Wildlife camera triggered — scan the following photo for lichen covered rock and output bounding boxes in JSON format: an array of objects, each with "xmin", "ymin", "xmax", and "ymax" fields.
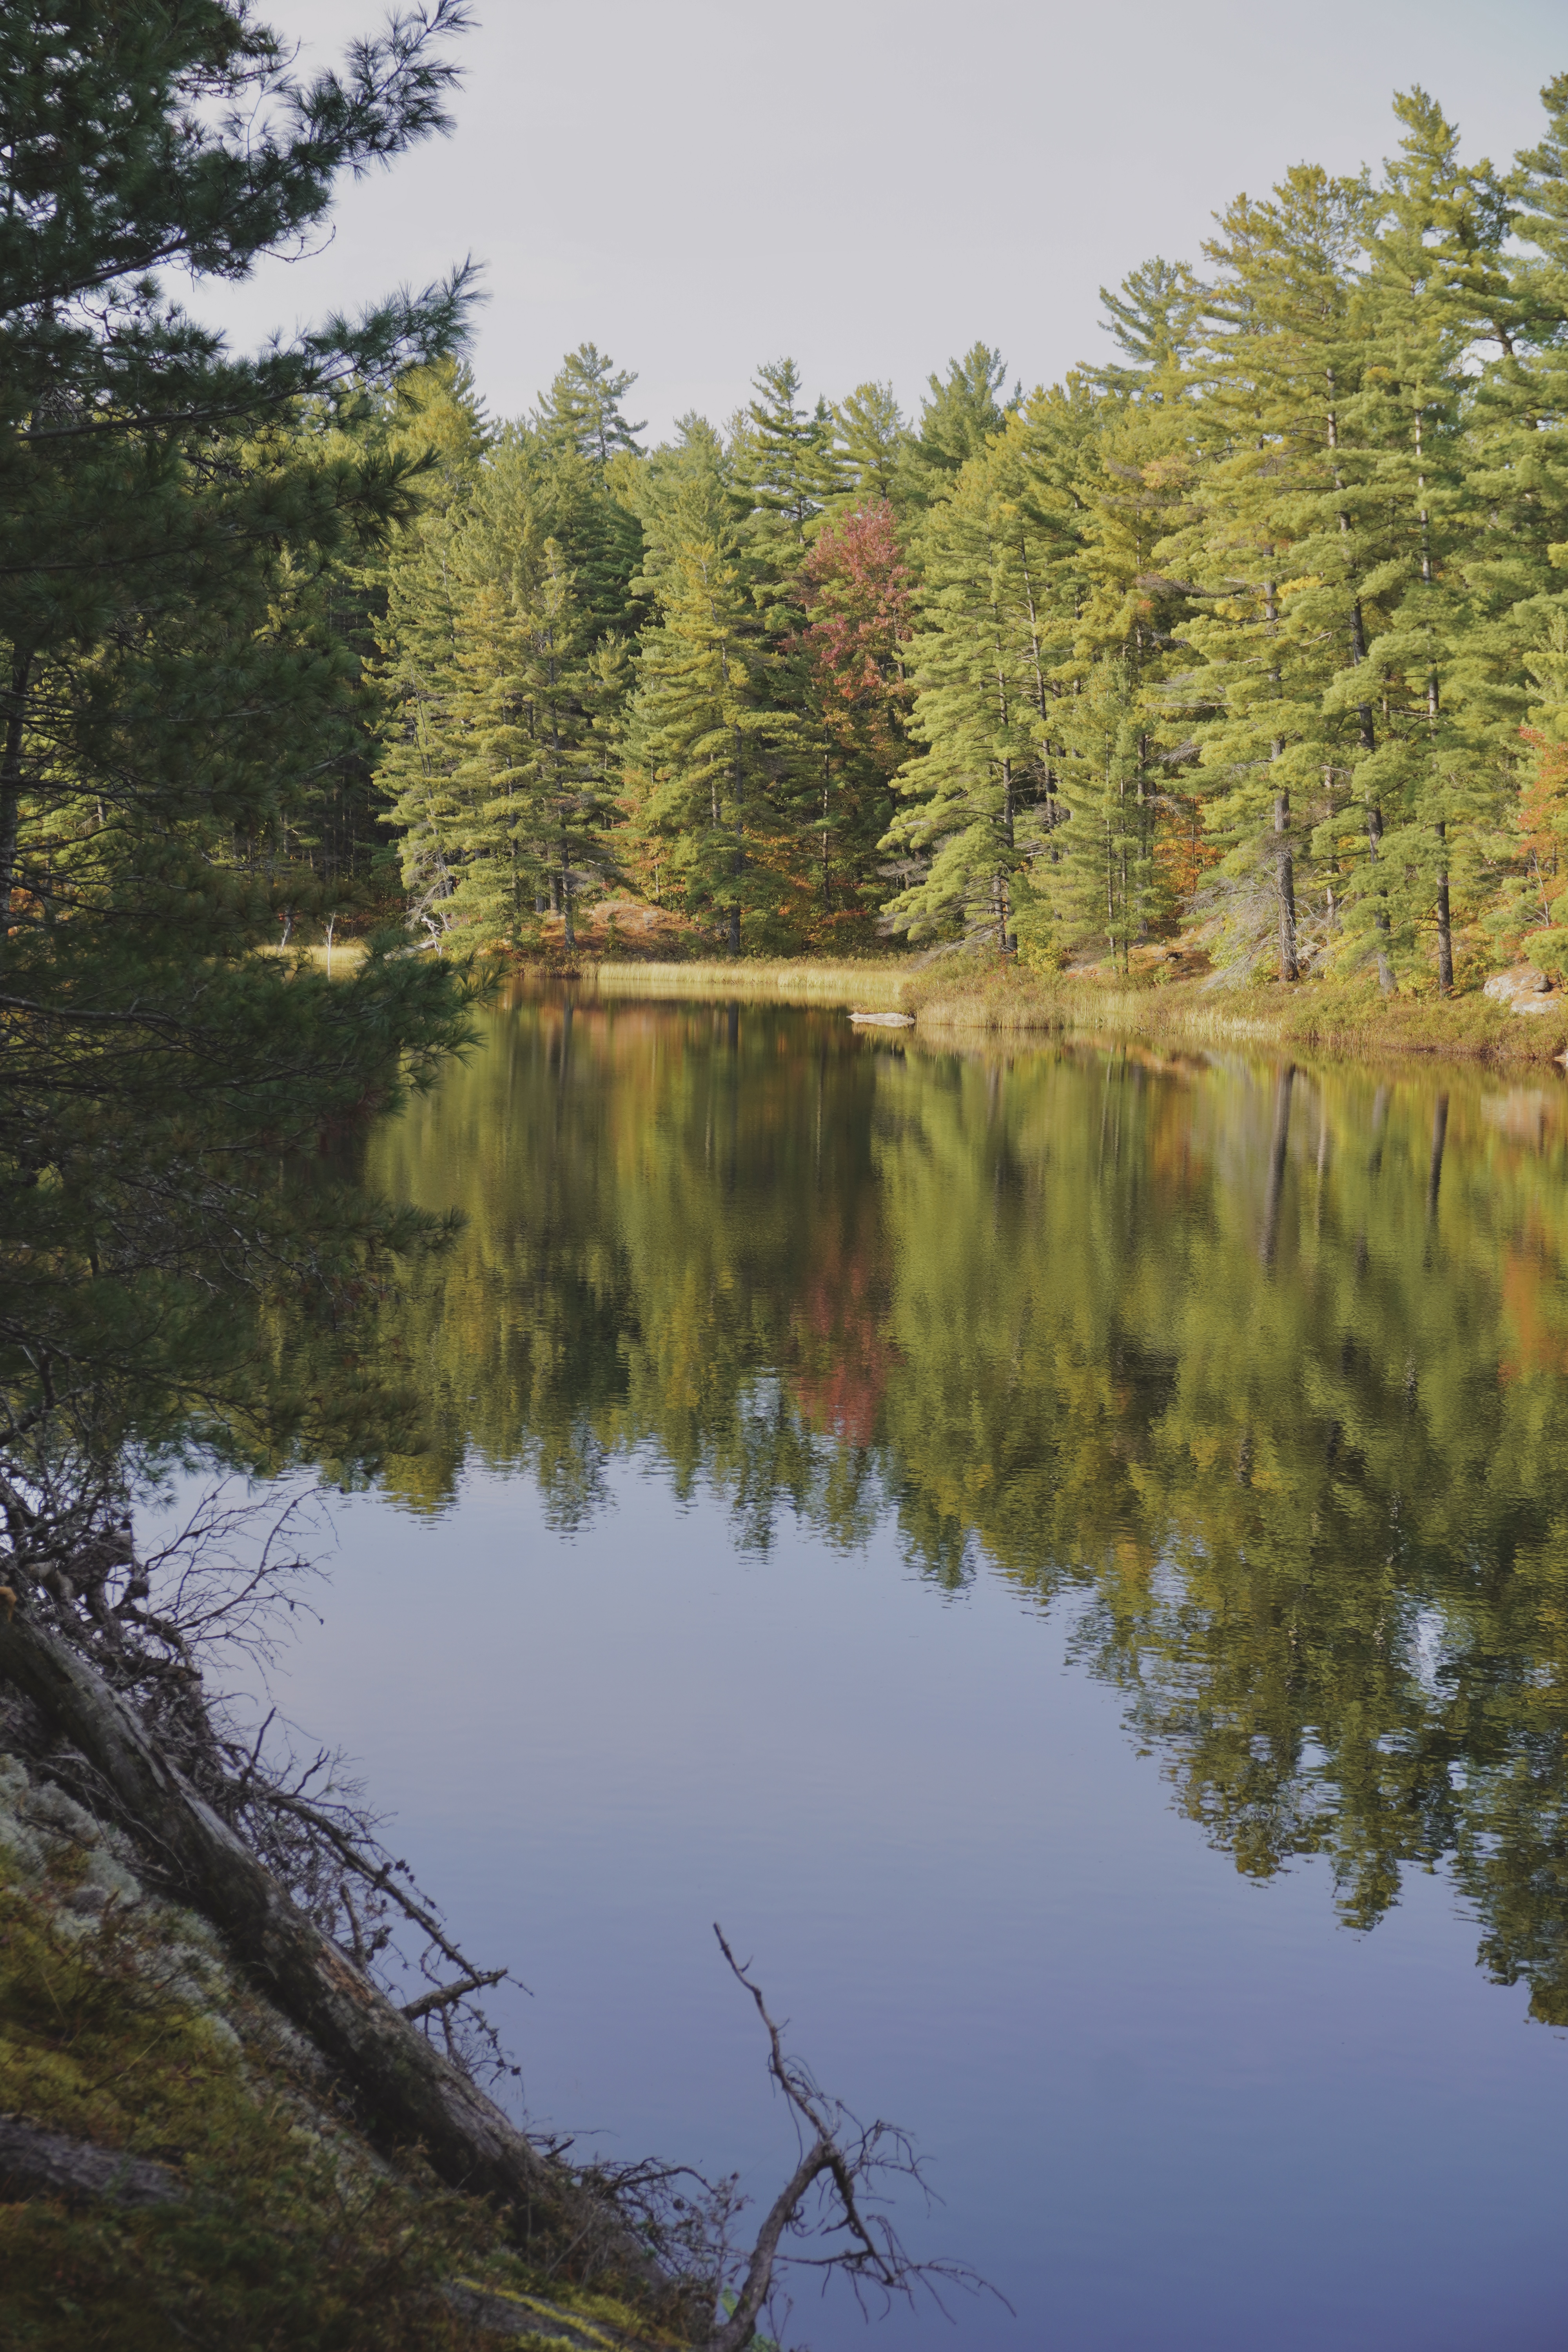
[{"xmin": 1482, "ymin": 965, "xmax": 1559, "ymax": 1014}]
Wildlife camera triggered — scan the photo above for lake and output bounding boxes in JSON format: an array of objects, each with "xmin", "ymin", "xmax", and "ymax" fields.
[{"xmin": 272, "ymin": 987, "xmax": 1568, "ymax": 2351}]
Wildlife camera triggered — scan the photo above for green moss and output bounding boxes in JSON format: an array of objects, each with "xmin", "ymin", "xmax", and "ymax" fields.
[{"xmin": 0, "ymin": 1847, "xmax": 678, "ymax": 2349}]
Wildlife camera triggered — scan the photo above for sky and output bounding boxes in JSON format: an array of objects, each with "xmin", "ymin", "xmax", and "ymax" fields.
[{"xmin": 205, "ymin": 0, "xmax": 1568, "ymax": 443}]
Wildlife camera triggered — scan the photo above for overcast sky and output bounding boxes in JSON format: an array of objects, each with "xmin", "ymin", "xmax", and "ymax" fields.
[{"xmin": 206, "ymin": 0, "xmax": 1568, "ymax": 442}]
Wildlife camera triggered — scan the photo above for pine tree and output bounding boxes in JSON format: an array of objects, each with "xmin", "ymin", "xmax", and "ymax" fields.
[
  {"xmin": 1018, "ymin": 282, "xmax": 1200, "ymax": 971},
  {"xmin": 1170, "ymin": 164, "xmax": 1394, "ymax": 981},
  {"xmin": 905, "ymin": 344, "xmax": 1018, "ymax": 498},
  {"xmin": 831, "ymin": 382, "xmax": 913, "ymax": 514},
  {"xmin": 370, "ymin": 367, "xmax": 488, "ymax": 938},
  {"xmin": 882, "ymin": 417, "xmax": 1078, "ymax": 950},
  {"xmin": 375, "ymin": 404, "xmax": 631, "ymax": 946},
  {"xmin": 1341, "ymin": 90, "xmax": 1501, "ymax": 993},
  {"xmin": 540, "ymin": 343, "xmax": 647, "ymax": 465},
  {"xmin": 1040, "ymin": 664, "xmax": 1132, "ymax": 968},
  {"xmin": 1, "ymin": 0, "xmax": 479, "ymax": 1449},
  {"xmin": 1088, "ymin": 258, "xmax": 1206, "ymax": 402},
  {"xmin": 736, "ymin": 358, "xmax": 844, "ymax": 547},
  {"xmin": 627, "ymin": 525, "xmax": 770, "ymax": 949}
]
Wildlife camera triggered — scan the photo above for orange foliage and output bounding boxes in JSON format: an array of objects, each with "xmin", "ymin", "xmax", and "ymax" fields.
[
  {"xmin": 1153, "ymin": 795, "xmax": 1222, "ymax": 909},
  {"xmin": 1497, "ymin": 1236, "xmax": 1568, "ymax": 1384},
  {"xmin": 1510, "ymin": 727, "xmax": 1568, "ymax": 958},
  {"xmin": 790, "ymin": 1219, "xmax": 897, "ymax": 1448}
]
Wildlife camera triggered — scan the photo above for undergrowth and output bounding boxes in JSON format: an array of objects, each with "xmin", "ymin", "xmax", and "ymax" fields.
[
  {"xmin": 495, "ymin": 946, "xmax": 1568, "ymax": 1061},
  {"xmin": 902, "ymin": 962, "xmax": 1568, "ymax": 1064}
]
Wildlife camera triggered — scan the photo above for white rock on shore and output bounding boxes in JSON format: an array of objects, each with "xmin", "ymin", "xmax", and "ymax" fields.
[{"xmin": 1481, "ymin": 966, "xmax": 1561, "ymax": 1015}]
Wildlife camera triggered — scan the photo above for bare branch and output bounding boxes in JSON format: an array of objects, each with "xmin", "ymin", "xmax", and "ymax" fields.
[
  {"xmin": 401, "ymin": 1967, "xmax": 509, "ymax": 2024},
  {"xmin": 699, "ymin": 1925, "xmax": 1005, "ymax": 2352}
]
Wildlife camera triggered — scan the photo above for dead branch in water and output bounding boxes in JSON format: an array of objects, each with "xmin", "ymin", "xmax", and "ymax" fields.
[{"xmin": 700, "ymin": 1925, "xmax": 1003, "ymax": 2352}]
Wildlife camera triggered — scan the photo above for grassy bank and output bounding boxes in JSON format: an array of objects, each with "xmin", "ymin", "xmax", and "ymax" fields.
[
  {"xmin": 901, "ymin": 963, "xmax": 1568, "ymax": 1064},
  {"xmin": 290, "ymin": 931, "xmax": 1568, "ymax": 1067},
  {"xmin": 557, "ymin": 956, "xmax": 913, "ymax": 1011},
  {"xmin": 527, "ymin": 953, "xmax": 1568, "ymax": 1064}
]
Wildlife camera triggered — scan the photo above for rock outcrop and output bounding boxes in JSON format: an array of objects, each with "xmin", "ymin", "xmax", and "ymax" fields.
[{"xmin": 1482, "ymin": 965, "xmax": 1560, "ymax": 1015}]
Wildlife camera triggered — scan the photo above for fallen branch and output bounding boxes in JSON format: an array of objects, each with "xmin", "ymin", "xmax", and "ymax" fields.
[
  {"xmin": 699, "ymin": 1926, "xmax": 1001, "ymax": 2352},
  {"xmin": 0, "ymin": 1597, "xmax": 662, "ymax": 2297},
  {"xmin": 402, "ymin": 1967, "xmax": 510, "ymax": 2024}
]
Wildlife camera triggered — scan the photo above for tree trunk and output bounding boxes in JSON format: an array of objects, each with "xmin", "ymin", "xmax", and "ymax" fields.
[
  {"xmin": 0, "ymin": 1603, "xmax": 658, "ymax": 2289},
  {"xmin": 701, "ymin": 2138, "xmax": 833, "ymax": 2352},
  {"xmin": 0, "ymin": 646, "xmax": 33, "ymax": 942},
  {"xmin": 1435, "ymin": 820, "xmax": 1453, "ymax": 995},
  {"xmin": 1261, "ymin": 1065, "xmax": 1295, "ymax": 1269},
  {"xmin": 1366, "ymin": 805, "xmax": 1396, "ymax": 993},
  {"xmin": 1426, "ymin": 1092, "xmax": 1450, "ymax": 1226},
  {"xmin": 561, "ymin": 842, "xmax": 574, "ymax": 951},
  {"xmin": 1274, "ymin": 789, "xmax": 1298, "ymax": 982},
  {"xmin": 730, "ymin": 721, "xmax": 744, "ymax": 955}
]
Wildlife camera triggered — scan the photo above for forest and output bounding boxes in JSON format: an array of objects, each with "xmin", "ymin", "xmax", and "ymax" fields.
[
  {"xmin": 288, "ymin": 76, "xmax": 1568, "ymax": 996},
  {"xmin": 8, "ymin": 10, "xmax": 1568, "ymax": 2345}
]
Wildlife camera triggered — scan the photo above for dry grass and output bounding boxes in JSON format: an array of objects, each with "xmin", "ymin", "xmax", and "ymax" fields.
[
  {"xmin": 264, "ymin": 920, "xmax": 1568, "ymax": 1065},
  {"xmin": 562, "ymin": 956, "xmax": 914, "ymax": 1011},
  {"xmin": 560, "ymin": 952, "xmax": 1568, "ymax": 1064},
  {"xmin": 904, "ymin": 962, "xmax": 1568, "ymax": 1065},
  {"xmin": 257, "ymin": 937, "xmax": 370, "ymax": 975}
]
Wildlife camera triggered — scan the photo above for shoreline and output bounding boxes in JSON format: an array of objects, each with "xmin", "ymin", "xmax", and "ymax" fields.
[{"xmin": 516, "ymin": 955, "xmax": 1568, "ymax": 1069}]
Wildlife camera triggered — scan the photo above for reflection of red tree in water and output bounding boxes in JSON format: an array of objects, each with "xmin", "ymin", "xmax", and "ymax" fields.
[{"xmin": 790, "ymin": 1218, "xmax": 897, "ymax": 1449}]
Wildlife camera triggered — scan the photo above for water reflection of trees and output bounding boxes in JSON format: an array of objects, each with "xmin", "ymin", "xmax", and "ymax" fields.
[{"xmin": 361, "ymin": 997, "xmax": 1568, "ymax": 2022}]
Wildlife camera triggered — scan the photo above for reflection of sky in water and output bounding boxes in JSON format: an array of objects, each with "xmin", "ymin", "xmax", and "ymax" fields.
[
  {"xmin": 250, "ymin": 1459, "xmax": 1568, "ymax": 2352},
  {"xmin": 174, "ymin": 1009, "xmax": 1568, "ymax": 2350},
  {"xmin": 1406, "ymin": 1604, "xmax": 1451, "ymax": 1700}
]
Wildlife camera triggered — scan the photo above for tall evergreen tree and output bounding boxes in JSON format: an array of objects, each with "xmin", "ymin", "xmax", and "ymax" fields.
[
  {"xmin": 626, "ymin": 523, "xmax": 776, "ymax": 949},
  {"xmin": 375, "ymin": 399, "xmax": 631, "ymax": 944},
  {"xmin": 1089, "ymin": 258, "xmax": 1207, "ymax": 401},
  {"xmin": 1, "ymin": 0, "xmax": 479, "ymax": 1459},
  {"xmin": 541, "ymin": 342, "xmax": 647, "ymax": 464},
  {"xmin": 882, "ymin": 414, "xmax": 1080, "ymax": 950},
  {"xmin": 736, "ymin": 358, "xmax": 844, "ymax": 546},
  {"xmin": 1172, "ymin": 165, "xmax": 1392, "ymax": 980},
  {"xmin": 906, "ymin": 343, "xmax": 1018, "ymax": 495},
  {"xmin": 832, "ymin": 382, "xmax": 914, "ymax": 514}
]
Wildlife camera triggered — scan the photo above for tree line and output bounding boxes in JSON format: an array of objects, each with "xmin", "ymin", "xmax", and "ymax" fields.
[{"xmin": 348, "ymin": 78, "xmax": 1568, "ymax": 990}]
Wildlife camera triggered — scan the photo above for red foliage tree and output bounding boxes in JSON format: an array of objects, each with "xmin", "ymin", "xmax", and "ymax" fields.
[
  {"xmin": 799, "ymin": 502, "xmax": 915, "ymax": 769},
  {"xmin": 787, "ymin": 503, "xmax": 917, "ymax": 938}
]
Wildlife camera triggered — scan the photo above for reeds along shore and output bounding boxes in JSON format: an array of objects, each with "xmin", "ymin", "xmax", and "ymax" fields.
[
  {"xmin": 902, "ymin": 967, "xmax": 1568, "ymax": 1063},
  {"xmin": 510, "ymin": 955, "xmax": 1568, "ymax": 1066},
  {"xmin": 288, "ymin": 933, "xmax": 1568, "ymax": 1065}
]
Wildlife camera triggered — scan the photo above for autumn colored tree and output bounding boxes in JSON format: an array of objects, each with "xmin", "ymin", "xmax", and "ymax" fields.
[{"xmin": 796, "ymin": 502, "xmax": 915, "ymax": 927}]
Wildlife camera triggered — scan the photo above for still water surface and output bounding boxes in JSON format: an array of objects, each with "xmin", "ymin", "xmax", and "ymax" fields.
[{"xmin": 278, "ymin": 992, "xmax": 1568, "ymax": 2350}]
